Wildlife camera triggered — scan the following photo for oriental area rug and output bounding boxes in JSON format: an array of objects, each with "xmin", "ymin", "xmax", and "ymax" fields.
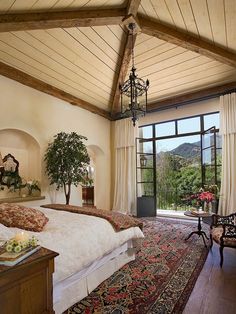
[{"xmin": 66, "ymin": 217, "xmax": 209, "ymax": 314}]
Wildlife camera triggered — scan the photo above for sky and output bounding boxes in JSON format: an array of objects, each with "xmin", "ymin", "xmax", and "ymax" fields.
[{"xmin": 140, "ymin": 113, "xmax": 219, "ymax": 153}]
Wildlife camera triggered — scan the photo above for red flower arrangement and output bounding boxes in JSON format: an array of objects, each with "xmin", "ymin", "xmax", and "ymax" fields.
[
  {"xmin": 198, "ymin": 191, "xmax": 215, "ymax": 203},
  {"xmin": 189, "ymin": 189, "xmax": 215, "ymax": 205},
  {"xmin": 188, "ymin": 185, "xmax": 218, "ymax": 212}
]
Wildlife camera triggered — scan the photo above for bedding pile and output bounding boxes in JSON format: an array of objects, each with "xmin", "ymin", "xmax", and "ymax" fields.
[
  {"xmin": 41, "ymin": 203, "xmax": 143, "ymax": 231},
  {"xmin": 0, "ymin": 205, "xmax": 144, "ymax": 284}
]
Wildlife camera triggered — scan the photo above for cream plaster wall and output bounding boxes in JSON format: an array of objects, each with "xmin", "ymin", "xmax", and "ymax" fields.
[
  {"xmin": 0, "ymin": 76, "xmax": 111, "ymax": 209},
  {"xmin": 139, "ymin": 98, "xmax": 219, "ymax": 126}
]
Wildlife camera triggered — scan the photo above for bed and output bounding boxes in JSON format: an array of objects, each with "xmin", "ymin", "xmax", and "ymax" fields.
[{"xmin": 0, "ymin": 205, "xmax": 144, "ymax": 313}]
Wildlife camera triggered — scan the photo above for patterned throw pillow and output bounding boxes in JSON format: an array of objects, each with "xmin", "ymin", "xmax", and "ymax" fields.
[{"xmin": 0, "ymin": 203, "xmax": 48, "ymax": 232}]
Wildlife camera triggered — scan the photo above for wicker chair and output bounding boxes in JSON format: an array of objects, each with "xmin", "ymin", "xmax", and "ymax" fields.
[{"xmin": 210, "ymin": 213, "xmax": 236, "ymax": 267}]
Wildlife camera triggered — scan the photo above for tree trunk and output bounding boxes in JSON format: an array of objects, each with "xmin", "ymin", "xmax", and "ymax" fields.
[
  {"xmin": 65, "ymin": 193, "xmax": 70, "ymax": 205},
  {"xmin": 65, "ymin": 184, "xmax": 71, "ymax": 205}
]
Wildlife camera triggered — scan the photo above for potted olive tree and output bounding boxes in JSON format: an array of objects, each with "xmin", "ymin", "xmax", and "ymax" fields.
[{"xmin": 44, "ymin": 132, "xmax": 90, "ymax": 205}]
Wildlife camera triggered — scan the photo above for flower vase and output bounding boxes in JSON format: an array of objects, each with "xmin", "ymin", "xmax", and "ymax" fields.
[
  {"xmin": 208, "ymin": 201, "xmax": 212, "ymax": 213},
  {"xmin": 203, "ymin": 201, "xmax": 212, "ymax": 213},
  {"xmin": 212, "ymin": 199, "xmax": 219, "ymax": 214}
]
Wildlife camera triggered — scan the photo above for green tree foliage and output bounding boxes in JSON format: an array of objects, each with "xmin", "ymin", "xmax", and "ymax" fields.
[
  {"xmin": 162, "ymin": 155, "xmax": 202, "ymax": 209},
  {"xmin": 144, "ymin": 152, "xmax": 202, "ymax": 210},
  {"xmin": 175, "ymin": 165, "xmax": 202, "ymax": 195},
  {"xmin": 156, "ymin": 153, "xmax": 185, "ymax": 209},
  {"xmin": 44, "ymin": 132, "xmax": 90, "ymax": 204}
]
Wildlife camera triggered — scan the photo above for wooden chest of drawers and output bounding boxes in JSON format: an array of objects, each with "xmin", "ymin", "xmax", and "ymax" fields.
[
  {"xmin": 0, "ymin": 247, "xmax": 58, "ymax": 314},
  {"xmin": 82, "ymin": 186, "xmax": 94, "ymax": 205}
]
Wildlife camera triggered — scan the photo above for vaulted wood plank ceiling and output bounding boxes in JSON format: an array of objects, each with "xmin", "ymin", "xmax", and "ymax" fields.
[
  {"xmin": 0, "ymin": 26, "xmax": 125, "ymax": 110},
  {"xmin": 139, "ymin": 0, "xmax": 236, "ymax": 52},
  {"xmin": 0, "ymin": 0, "xmax": 236, "ymax": 120}
]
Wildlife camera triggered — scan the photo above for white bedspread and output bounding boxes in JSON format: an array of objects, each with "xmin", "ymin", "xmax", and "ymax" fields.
[{"xmin": 0, "ymin": 206, "xmax": 144, "ymax": 283}]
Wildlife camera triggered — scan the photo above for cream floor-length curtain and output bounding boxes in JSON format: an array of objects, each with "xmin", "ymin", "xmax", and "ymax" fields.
[
  {"xmin": 113, "ymin": 119, "xmax": 138, "ymax": 215},
  {"xmin": 219, "ymin": 92, "xmax": 236, "ymax": 215}
]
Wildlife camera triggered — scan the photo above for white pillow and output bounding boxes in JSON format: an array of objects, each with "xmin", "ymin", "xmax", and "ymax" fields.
[{"xmin": 0, "ymin": 223, "xmax": 14, "ymax": 243}]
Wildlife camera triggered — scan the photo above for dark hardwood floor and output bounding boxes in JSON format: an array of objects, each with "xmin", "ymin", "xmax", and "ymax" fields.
[{"xmin": 183, "ymin": 244, "xmax": 236, "ymax": 314}]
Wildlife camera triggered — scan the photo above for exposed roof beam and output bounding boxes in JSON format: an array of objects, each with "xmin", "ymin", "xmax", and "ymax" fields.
[
  {"xmin": 111, "ymin": 1, "xmax": 140, "ymax": 114},
  {"xmin": 122, "ymin": 14, "xmax": 141, "ymax": 33},
  {"xmin": 139, "ymin": 15, "xmax": 236, "ymax": 68},
  {"xmin": 0, "ymin": 8, "xmax": 126, "ymax": 32},
  {"xmin": 147, "ymin": 81, "xmax": 236, "ymax": 112},
  {"xmin": 111, "ymin": 32, "xmax": 137, "ymax": 114},
  {"xmin": 123, "ymin": 0, "xmax": 141, "ymax": 31},
  {"xmin": 127, "ymin": 0, "xmax": 141, "ymax": 16},
  {"xmin": 0, "ymin": 62, "xmax": 111, "ymax": 120}
]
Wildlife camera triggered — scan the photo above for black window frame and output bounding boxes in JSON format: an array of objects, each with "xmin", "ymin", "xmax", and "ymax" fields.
[{"xmin": 138, "ymin": 111, "xmax": 221, "ymax": 194}]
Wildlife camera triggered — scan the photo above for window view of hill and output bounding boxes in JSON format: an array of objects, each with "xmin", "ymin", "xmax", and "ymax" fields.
[
  {"xmin": 155, "ymin": 139, "xmax": 202, "ymax": 210},
  {"xmin": 143, "ymin": 137, "xmax": 220, "ymax": 210},
  {"xmin": 170, "ymin": 141, "xmax": 201, "ymax": 159},
  {"xmin": 139, "ymin": 113, "xmax": 221, "ymax": 211}
]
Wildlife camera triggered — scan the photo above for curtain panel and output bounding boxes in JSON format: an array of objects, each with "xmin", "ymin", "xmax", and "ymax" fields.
[
  {"xmin": 113, "ymin": 119, "xmax": 138, "ymax": 215},
  {"xmin": 219, "ymin": 93, "xmax": 236, "ymax": 215}
]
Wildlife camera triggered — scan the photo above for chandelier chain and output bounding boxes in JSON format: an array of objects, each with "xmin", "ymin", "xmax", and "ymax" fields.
[
  {"xmin": 119, "ymin": 23, "xmax": 149, "ymax": 126},
  {"xmin": 131, "ymin": 24, "xmax": 135, "ymax": 69}
]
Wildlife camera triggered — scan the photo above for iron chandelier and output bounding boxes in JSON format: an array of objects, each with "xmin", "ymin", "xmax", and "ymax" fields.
[{"xmin": 119, "ymin": 23, "xmax": 149, "ymax": 126}]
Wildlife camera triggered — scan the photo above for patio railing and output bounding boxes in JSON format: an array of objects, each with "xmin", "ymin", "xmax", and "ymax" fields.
[{"xmin": 156, "ymin": 188, "xmax": 194, "ymax": 211}]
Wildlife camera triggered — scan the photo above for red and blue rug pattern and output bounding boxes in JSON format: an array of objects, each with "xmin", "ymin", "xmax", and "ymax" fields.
[{"xmin": 66, "ymin": 217, "xmax": 209, "ymax": 313}]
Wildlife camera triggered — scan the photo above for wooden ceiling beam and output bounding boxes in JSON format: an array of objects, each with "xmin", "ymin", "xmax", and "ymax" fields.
[
  {"xmin": 123, "ymin": 0, "xmax": 141, "ymax": 31},
  {"xmin": 111, "ymin": 0, "xmax": 141, "ymax": 115},
  {"xmin": 139, "ymin": 16, "xmax": 236, "ymax": 68},
  {"xmin": 0, "ymin": 62, "xmax": 111, "ymax": 120},
  {"xmin": 109, "ymin": 2, "xmax": 139, "ymax": 116},
  {"xmin": 147, "ymin": 81, "xmax": 236, "ymax": 112},
  {"xmin": 127, "ymin": 0, "xmax": 141, "ymax": 16},
  {"xmin": 0, "ymin": 8, "xmax": 126, "ymax": 32},
  {"xmin": 111, "ymin": 32, "xmax": 137, "ymax": 114}
]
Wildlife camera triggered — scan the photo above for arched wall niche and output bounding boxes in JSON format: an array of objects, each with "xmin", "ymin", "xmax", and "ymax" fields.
[
  {"xmin": 86, "ymin": 144, "xmax": 105, "ymax": 208},
  {"xmin": 87, "ymin": 144, "xmax": 104, "ymax": 169},
  {"xmin": 0, "ymin": 128, "xmax": 41, "ymax": 183}
]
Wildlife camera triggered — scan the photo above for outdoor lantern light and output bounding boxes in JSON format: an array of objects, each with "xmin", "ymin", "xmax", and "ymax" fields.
[
  {"xmin": 140, "ymin": 154, "xmax": 147, "ymax": 167},
  {"xmin": 119, "ymin": 23, "xmax": 149, "ymax": 126}
]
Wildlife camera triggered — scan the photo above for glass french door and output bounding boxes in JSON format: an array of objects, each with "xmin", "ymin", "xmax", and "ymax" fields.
[
  {"xmin": 201, "ymin": 127, "xmax": 217, "ymax": 187},
  {"xmin": 136, "ymin": 137, "xmax": 156, "ymax": 216}
]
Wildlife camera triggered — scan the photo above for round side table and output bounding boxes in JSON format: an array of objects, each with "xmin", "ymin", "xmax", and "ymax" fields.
[{"xmin": 184, "ymin": 210, "xmax": 212, "ymax": 247}]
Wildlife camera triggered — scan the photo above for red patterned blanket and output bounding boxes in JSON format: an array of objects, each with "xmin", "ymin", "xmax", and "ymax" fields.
[{"xmin": 41, "ymin": 204, "xmax": 143, "ymax": 232}]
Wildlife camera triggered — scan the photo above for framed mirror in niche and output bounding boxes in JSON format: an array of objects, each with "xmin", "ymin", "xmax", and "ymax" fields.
[
  {"xmin": 0, "ymin": 129, "xmax": 42, "ymax": 202},
  {"xmin": 0, "ymin": 154, "xmax": 22, "ymax": 189},
  {"xmin": 0, "ymin": 153, "xmax": 42, "ymax": 201}
]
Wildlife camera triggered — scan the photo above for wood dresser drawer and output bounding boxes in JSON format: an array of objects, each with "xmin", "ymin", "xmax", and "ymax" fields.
[{"xmin": 0, "ymin": 247, "xmax": 58, "ymax": 314}]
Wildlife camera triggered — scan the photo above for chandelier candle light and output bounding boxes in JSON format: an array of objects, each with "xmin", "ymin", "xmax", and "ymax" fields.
[{"xmin": 119, "ymin": 23, "xmax": 149, "ymax": 126}]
